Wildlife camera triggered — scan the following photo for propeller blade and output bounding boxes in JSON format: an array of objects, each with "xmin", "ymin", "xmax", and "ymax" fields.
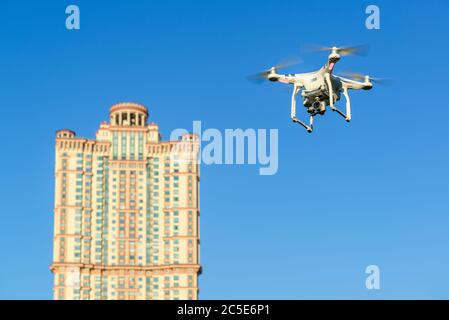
[
  {"xmin": 246, "ymin": 71, "xmax": 270, "ymax": 84},
  {"xmin": 370, "ymin": 77, "xmax": 392, "ymax": 86},
  {"xmin": 303, "ymin": 44, "xmax": 369, "ymax": 56},
  {"xmin": 302, "ymin": 43, "xmax": 332, "ymax": 53},
  {"xmin": 273, "ymin": 56, "xmax": 303, "ymax": 69},
  {"xmin": 247, "ymin": 56, "xmax": 302, "ymax": 84},
  {"xmin": 340, "ymin": 71, "xmax": 366, "ymax": 81},
  {"xmin": 340, "ymin": 71, "xmax": 392, "ymax": 86},
  {"xmin": 338, "ymin": 45, "xmax": 369, "ymax": 56}
]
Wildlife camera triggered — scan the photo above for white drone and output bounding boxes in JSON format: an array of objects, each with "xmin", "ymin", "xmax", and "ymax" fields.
[{"xmin": 250, "ymin": 45, "xmax": 383, "ymax": 133}]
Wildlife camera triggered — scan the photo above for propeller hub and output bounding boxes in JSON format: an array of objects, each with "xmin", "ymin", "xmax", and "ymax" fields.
[{"xmin": 328, "ymin": 53, "xmax": 341, "ymax": 62}]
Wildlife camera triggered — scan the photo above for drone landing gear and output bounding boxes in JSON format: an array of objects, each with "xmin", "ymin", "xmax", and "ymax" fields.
[
  {"xmin": 330, "ymin": 106, "xmax": 349, "ymax": 122},
  {"xmin": 330, "ymin": 87, "xmax": 351, "ymax": 123},
  {"xmin": 292, "ymin": 116, "xmax": 313, "ymax": 133},
  {"xmin": 291, "ymin": 85, "xmax": 313, "ymax": 133}
]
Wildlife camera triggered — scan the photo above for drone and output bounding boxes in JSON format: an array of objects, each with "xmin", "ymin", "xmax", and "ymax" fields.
[{"xmin": 249, "ymin": 45, "xmax": 383, "ymax": 133}]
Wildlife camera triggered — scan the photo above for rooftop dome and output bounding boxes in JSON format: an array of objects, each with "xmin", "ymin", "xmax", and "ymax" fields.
[{"xmin": 109, "ymin": 102, "xmax": 148, "ymax": 127}]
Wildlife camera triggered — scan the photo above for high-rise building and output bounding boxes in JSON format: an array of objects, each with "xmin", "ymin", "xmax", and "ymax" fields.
[{"xmin": 51, "ymin": 102, "xmax": 201, "ymax": 300}]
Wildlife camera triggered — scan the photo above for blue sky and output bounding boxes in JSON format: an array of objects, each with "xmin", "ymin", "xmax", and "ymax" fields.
[{"xmin": 0, "ymin": 0, "xmax": 448, "ymax": 299}]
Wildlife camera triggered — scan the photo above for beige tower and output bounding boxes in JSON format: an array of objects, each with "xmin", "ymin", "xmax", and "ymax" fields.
[{"xmin": 51, "ymin": 102, "xmax": 201, "ymax": 300}]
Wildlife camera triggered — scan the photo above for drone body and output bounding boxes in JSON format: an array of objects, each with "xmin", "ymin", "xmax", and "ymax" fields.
[{"xmin": 253, "ymin": 46, "xmax": 376, "ymax": 132}]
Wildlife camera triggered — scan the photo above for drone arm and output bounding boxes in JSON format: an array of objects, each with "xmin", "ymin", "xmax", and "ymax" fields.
[
  {"xmin": 278, "ymin": 75, "xmax": 291, "ymax": 84},
  {"xmin": 276, "ymin": 73, "xmax": 306, "ymax": 85},
  {"xmin": 337, "ymin": 76, "xmax": 372, "ymax": 90}
]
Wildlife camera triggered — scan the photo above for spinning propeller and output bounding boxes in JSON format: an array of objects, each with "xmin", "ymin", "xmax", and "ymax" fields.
[
  {"xmin": 247, "ymin": 56, "xmax": 302, "ymax": 84},
  {"xmin": 305, "ymin": 44, "xmax": 369, "ymax": 57},
  {"xmin": 340, "ymin": 71, "xmax": 391, "ymax": 85}
]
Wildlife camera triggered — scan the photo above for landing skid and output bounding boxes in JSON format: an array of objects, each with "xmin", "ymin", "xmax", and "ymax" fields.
[{"xmin": 292, "ymin": 117, "xmax": 313, "ymax": 133}]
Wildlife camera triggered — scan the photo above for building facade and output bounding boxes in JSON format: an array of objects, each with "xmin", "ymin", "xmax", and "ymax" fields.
[{"xmin": 51, "ymin": 102, "xmax": 201, "ymax": 300}]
